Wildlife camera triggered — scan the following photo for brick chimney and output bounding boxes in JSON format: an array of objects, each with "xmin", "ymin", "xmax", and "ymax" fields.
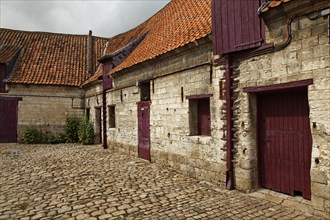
[{"xmin": 87, "ymin": 30, "xmax": 94, "ymax": 77}]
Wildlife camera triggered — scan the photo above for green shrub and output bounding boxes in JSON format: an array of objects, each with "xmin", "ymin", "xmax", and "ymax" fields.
[
  {"xmin": 78, "ymin": 117, "xmax": 95, "ymax": 145},
  {"xmin": 65, "ymin": 116, "xmax": 80, "ymax": 143},
  {"xmin": 57, "ymin": 133, "xmax": 67, "ymax": 144},
  {"xmin": 22, "ymin": 127, "xmax": 67, "ymax": 144},
  {"xmin": 22, "ymin": 126, "xmax": 44, "ymax": 144},
  {"xmin": 43, "ymin": 132, "xmax": 59, "ymax": 144}
]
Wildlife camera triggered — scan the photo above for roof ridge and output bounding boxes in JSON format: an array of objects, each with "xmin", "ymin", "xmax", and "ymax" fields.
[
  {"xmin": 107, "ymin": 1, "xmax": 171, "ymax": 40},
  {"xmin": 0, "ymin": 28, "xmax": 108, "ymax": 39},
  {"xmin": 82, "ymin": 0, "xmax": 212, "ymax": 86}
]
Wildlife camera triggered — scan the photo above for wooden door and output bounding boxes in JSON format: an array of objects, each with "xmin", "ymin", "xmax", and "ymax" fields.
[
  {"xmin": 0, "ymin": 99, "xmax": 19, "ymax": 143},
  {"xmin": 137, "ymin": 101, "xmax": 150, "ymax": 161},
  {"xmin": 258, "ymin": 89, "xmax": 312, "ymax": 200}
]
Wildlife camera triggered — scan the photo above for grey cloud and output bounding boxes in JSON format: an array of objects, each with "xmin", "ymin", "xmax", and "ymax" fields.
[{"xmin": 0, "ymin": 0, "xmax": 170, "ymax": 37}]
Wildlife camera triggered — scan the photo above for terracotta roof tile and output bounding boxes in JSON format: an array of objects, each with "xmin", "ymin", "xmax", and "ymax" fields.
[
  {"xmin": 83, "ymin": 0, "xmax": 212, "ymax": 85},
  {"xmin": 258, "ymin": 0, "xmax": 292, "ymax": 14},
  {"xmin": 0, "ymin": 28, "xmax": 108, "ymax": 86},
  {"xmin": 0, "ymin": 45, "xmax": 21, "ymax": 64}
]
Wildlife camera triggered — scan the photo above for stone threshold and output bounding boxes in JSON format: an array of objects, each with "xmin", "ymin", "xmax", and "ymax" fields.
[{"xmin": 248, "ymin": 189, "xmax": 329, "ymax": 219}]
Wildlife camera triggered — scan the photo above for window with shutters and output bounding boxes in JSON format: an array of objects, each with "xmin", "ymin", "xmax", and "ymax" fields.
[{"xmin": 189, "ymin": 98, "xmax": 211, "ymax": 136}]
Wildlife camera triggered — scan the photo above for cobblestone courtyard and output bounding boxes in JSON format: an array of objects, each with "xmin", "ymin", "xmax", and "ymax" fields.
[{"xmin": 0, "ymin": 144, "xmax": 322, "ymax": 219}]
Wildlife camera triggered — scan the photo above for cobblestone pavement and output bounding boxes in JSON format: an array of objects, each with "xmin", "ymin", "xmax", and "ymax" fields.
[{"xmin": 0, "ymin": 144, "xmax": 322, "ymax": 220}]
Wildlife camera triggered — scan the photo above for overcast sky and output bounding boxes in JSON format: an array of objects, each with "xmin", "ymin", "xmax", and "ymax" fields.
[{"xmin": 0, "ymin": 0, "xmax": 170, "ymax": 38}]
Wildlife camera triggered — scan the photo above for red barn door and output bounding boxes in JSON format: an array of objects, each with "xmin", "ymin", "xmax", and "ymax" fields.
[
  {"xmin": 0, "ymin": 98, "xmax": 19, "ymax": 143},
  {"xmin": 258, "ymin": 89, "xmax": 312, "ymax": 200}
]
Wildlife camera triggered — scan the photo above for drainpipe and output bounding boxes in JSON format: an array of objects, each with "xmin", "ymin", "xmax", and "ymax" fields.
[
  {"xmin": 102, "ymin": 89, "xmax": 107, "ymax": 149},
  {"xmin": 225, "ymin": 55, "xmax": 234, "ymax": 190},
  {"xmin": 100, "ymin": 61, "xmax": 113, "ymax": 149}
]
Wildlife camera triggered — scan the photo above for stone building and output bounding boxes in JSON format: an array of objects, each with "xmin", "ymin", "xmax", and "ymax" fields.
[
  {"xmin": 0, "ymin": 29, "xmax": 107, "ymax": 142},
  {"xmin": 213, "ymin": 0, "xmax": 330, "ymax": 216},
  {"xmin": 0, "ymin": 0, "xmax": 329, "ymax": 216},
  {"xmin": 82, "ymin": 0, "xmax": 228, "ymax": 185}
]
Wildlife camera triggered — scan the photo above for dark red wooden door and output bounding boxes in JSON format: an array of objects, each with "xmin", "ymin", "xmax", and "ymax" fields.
[
  {"xmin": 137, "ymin": 101, "xmax": 150, "ymax": 161},
  {"xmin": 0, "ymin": 99, "xmax": 19, "ymax": 143},
  {"xmin": 258, "ymin": 89, "xmax": 312, "ymax": 200},
  {"xmin": 198, "ymin": 99, "xmax": 211, "ymax": 136}
]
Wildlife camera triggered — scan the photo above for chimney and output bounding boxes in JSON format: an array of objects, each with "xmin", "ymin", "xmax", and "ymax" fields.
[{"xmin": 87, "ymin": 30, "xmax": 94, "ymax": 76}]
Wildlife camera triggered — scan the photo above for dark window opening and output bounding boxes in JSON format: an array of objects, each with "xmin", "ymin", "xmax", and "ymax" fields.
[
  {"xmin": 0, "ymin": 64, "xmax": 6, "ymax": 93},
  {"xmin": 108, "ymin": 105, "xmax": 116, "ymax": 128},
  {"xmin": 140, "ymin": 81, "xmax": 150, "ymax": 101},
  {"xmin": 189, "ymin": 98, "xmax": 211, "ymax": 136},
  {"xmin": 86, "ymin": 108, "xmax": 90, "ymax": 121}
]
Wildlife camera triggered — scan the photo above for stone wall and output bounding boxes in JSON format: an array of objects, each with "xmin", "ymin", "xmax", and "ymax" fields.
[
  {"xmin": 234, "ymin": 13, "xmax": 329, "ymax": 214},
  {"xmin": 102, "ymin": 38, "xmax": 228, "ymax": 184},
  {"xmin": 84, "ymin": 82, "xmax": 103, "ymax": 144},
  {"xmin": 4, "ymin": 84, "xmax": 84, "ymax": 141},
  {"xmin": 151, "ymin": 65, "xmax": 226, "ymax": 184}
]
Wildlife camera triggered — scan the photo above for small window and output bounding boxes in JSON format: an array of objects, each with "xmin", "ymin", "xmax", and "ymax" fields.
[
  {"xmin": 189, "ymin": 98, "xmax": 211, "ymax": 136},
  {"xmin": 108, "ymin": 105, "xmax": 116, "ymax": 128},
  {"xmin": 140, "ymin": 81, "xmax": 150, "ymax": 101},
  {"xmin": 86, "ymin": 108, "xmax": 90, "ymax": 121}
]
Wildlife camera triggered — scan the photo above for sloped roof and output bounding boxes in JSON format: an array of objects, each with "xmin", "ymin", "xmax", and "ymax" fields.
[
  {"xmin": 258, "ymin": 0, "xmax": 292, "ymax": 15},
  {"xmin": 0, "ymin": 28, "xmax": 108, "ymax": 86},
  {"xmin": 0, "ymin": 45, "xmax": 21, "ymax": 64},
  {"xmin": 84, "ymin": 0, "xmax": 212, "ymax": 85}
]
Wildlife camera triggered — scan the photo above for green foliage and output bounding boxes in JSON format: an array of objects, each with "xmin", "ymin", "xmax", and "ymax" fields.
[
  {"xmin": 65, "ymin": 116, "xmax": 80, "ymax": 143},
  {"xmin": 22, "ymin": 126, "xmax": 43, "ymax": 144},
  {"xmin": 22, "ymin": 116, "xmax": 95, "ymax": 145},
  {"xmin": 57, "ymin": 133, "xmax": 67, "ymax": 144},
  {"xmin": 78, "ymin": 117, "xmax": 95, "ymax": 145},
  {"xmin": 22, "ymin": 128, "xmax": 66, "ymax": 144}
]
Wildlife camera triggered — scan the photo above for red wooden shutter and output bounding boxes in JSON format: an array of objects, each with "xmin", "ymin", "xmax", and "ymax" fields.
[
  {"xmin": 102, "ymin": 61, "xmax": 113, "ymax": 90},
  {"xmin": 198, "ymin": 99, "xmax": 211, "ymax": 136},
  {"xmin": 212, "ymin": 0, "xmax": 263, "ymax": 54}
]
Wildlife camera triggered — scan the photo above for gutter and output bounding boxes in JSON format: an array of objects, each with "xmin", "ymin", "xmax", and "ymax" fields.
[{"xmin": 237, "ymin": 6, "xmax": 330, "ymax": 60}]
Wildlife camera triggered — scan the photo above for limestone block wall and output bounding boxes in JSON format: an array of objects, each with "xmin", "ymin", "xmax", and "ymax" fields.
[
  {"xmin": 106, "ymin": 86, "xmax": 140, "ymax": 156},
  {"xmin": 105, "ymin": 38, "xmax": 227, "ymax": 184},
  {"xmin": 151, "ymin": 65, "xmax": 226, "ymax": 184},
  {"xmin": 234, "ymin": 14, "xmax": 329, "ymax": 213},
  {"xmin": 85, "ymin": 82, "xmax": 103, "ymax": 144},
  {"xmin": 5, "ymin": 84, "xmax": 84, "ymax": 141}
]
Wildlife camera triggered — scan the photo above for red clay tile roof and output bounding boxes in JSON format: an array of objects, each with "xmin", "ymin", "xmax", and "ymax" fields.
[
  {"xmin": 0, "ymin": 28, "xmax": 108, "ymax": 86},
  {"xmin": 0, "ymin": 45, "xmax": 21, "ymax": 64},
  {"xmin": 258, "ymin": 0, "xmax": 292, "ymax": 14},
  {"xmin": 83, "ymin": 0, "xmax": 212, "ymax": 85}
]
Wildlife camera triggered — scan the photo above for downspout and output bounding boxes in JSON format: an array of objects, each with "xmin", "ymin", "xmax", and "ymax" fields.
[
  {"xmin": 102, "ymin": 88, "xmax": 107, "ymax": 149},
  {"xmin": 101, "ymin": 62, "xmax": 114, "ymax": 149},
  {"xmin": 225, "ymin": 55, "xmax": 234, "ymax": 190}
]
